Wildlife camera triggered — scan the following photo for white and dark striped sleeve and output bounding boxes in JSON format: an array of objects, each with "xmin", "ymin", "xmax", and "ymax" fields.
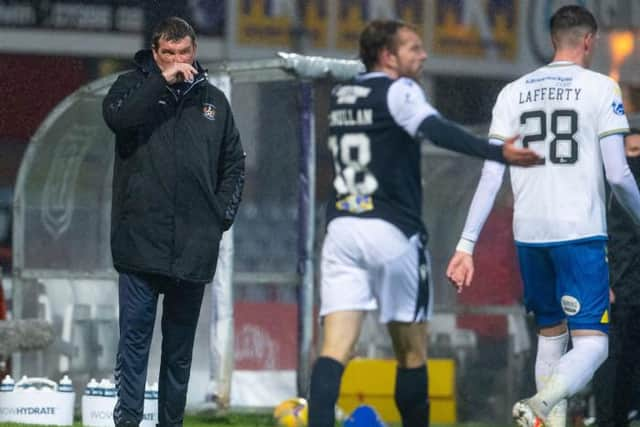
[
  {"xmin": 386, "ymin": 77, "xmax": 438, "ymax": 137},
  {"xmin": 387, "ymin": 78, "xmax": 506, "ymax": 162}
]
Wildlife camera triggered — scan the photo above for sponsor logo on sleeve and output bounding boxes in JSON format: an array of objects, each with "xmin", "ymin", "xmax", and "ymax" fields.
[{"xmin": 612, "ymin": 100, "xmax": 625, "ymax": 115}]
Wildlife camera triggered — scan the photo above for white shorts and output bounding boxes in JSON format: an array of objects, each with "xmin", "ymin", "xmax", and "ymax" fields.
[{"xmin": 319, "ymin": 217, "xmax": 433, "ymax": 323}]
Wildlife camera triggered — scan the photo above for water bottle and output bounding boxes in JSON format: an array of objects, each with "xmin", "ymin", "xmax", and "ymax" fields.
[
  {"xmin": 84, "ymin": 378, "xmax": 99, "ymax": 396},
  {"xmin": 101, "ymin": 378, "xmax": 116, "ymax": 398},
  {"xmin": 143, "ymin": 382, "xmax": 152, "ymax": 400},
  {"xmin": 147, "ymin": 382, "xmax": 158, "ymax": 400},
  {"xmin": 91, "ymin": 378, "xmax": 104, "ymax": 397},
  {"xmin": 0, "ymin": 375, "xmax": 14, "ymax": 392},
  {"xmin": 58, "ymin": 375, "xmax": 73, "ymax": 393},
  {"xmin": 16, "ymin": 375, "xmax": 30, "ymax": 390}
]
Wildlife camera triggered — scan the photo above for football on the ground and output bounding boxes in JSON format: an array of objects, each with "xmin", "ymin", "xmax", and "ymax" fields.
[{"xmin": 273, "ymin": 397, "xmax": 308, "ymax": 427}]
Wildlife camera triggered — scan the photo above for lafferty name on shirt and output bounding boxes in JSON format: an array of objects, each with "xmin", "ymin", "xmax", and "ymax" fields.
[
  {"xmin": 518, "ymin": 87, "xmax": 582, "ymax": 104},
  {"xmin": 330, "ymin": 108, "xmax": 373, "ymax": 127}
]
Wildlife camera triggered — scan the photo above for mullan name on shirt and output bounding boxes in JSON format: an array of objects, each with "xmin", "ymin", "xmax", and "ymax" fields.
[
  {"xmin": 330, "ymin": 109, "xmax": 373, "ymax": 127},
  {"xmin": 519, "ymin": 87, "xmax": 582, "ymax": 104}
]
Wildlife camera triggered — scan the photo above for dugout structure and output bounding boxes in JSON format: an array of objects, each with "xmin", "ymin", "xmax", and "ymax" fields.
[{"xmin": 12, "ymin": 54, "xmax": 529, "ymax": 421}]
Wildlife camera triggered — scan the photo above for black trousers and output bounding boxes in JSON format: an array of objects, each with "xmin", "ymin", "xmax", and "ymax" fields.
[
  {"xmin": 113, "ymin": 272, "xmax": 205, "ymax": 427},
  {"xmin": 593, "ymin": 304, "xmax": 640, "ymax": 427}
]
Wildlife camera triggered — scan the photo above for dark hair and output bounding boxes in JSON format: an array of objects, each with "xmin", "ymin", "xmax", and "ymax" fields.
[
  {"xmin": 550, "ymin": 5, "xmax": 597, "ymax": 47},
  {"xmin": 359, "ymin": 20, "xmax": 415, "ymax": 71},
  {"xmin": 151, "ymin": 16, "xmax": 196, "ymax": 50}
]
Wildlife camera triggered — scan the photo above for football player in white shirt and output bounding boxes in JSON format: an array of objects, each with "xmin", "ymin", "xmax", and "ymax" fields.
[
  {"xmin": 308, "ymin": 19, "xmax": 540, "ymax": 427},
  {"xmin": 446, "ymin": 5, "xmax": 640, "ymax": 427}
]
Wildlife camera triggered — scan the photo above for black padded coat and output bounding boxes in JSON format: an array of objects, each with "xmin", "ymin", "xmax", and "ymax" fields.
[{"xmin": 103, "ymin": 50, "xmax": 245, "ymax": 283}]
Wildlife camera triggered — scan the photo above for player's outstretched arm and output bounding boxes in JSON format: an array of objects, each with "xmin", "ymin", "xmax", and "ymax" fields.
[
  {"xmin": 416, "ymin": 116, "xmax": 540, "ymax": 166},
  {"xmin": 386, "ymin": 78, "xmax": 540, "ymax": 166}
]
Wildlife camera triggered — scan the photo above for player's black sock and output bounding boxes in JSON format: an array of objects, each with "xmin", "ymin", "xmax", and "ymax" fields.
[
  {"xmin": 308, "ymin": 356, "xmax": 344, "ymax": 427},
  {"xmin": 395, "ymin": 365, "xmax": 430, "ymax": 427}
]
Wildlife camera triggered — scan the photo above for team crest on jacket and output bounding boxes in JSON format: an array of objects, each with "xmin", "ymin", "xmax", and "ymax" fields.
[{"xmin": 202, "ymin": 103, "xmax": 216, "ymax": 120}]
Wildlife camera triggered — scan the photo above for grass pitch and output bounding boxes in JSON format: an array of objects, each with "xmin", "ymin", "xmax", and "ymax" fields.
[{"xmin": 0, "ymin": 413, "xmax": 510, "ymax": 427}]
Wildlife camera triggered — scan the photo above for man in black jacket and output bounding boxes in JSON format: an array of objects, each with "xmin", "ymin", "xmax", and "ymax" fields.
[
  {"xmin": 102, "ymin": 16, "xmax": 245, "ymax": 427},
  {"xmin": 593, "ymin": 128, "xmax": 640, "ymax": 427}
]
